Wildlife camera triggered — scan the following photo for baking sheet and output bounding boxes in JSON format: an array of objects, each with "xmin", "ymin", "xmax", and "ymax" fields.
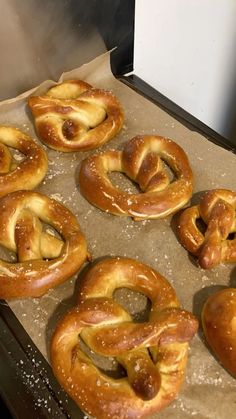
[{"xmin": 0, "ymin": 51, "xmax": 236, "ymax": 419}]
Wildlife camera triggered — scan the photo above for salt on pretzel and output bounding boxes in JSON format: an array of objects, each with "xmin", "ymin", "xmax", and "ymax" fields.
[
  {"xmin": 202, "ymin": 288, "xmax": 236, "ymax": 378},
  {"xmin": 177, "ymin": 189, "xmax": 236, "ymax": 269},
  {"xmin": 51, "ymin": 258, "xmax": 198, "ymax": 419},
  {"xmin": 0, "ymin": 191, "xmax": 88, "ymax": 299},
  {"xmin": 0, "ymin": 126, "xmax": 48, "ymax": 197},
  {"xmin": 79, "ymin": 135, "xmax": 193, "ymax": 220},
  {"xmin": 28, "ymin": 80, "xmax": 124, "ymax": 152}
]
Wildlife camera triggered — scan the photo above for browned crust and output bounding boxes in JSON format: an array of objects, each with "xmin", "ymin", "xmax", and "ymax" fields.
[
  {"xmin": 51, "ymin": 258, "xmax": 198, "ymax": 418},
  {"xmin": 177, "ymin": 189, "xmax": 236, "ymax": 269},
  {"xmin": 46, "ymin": 80, "xmax": 92, "ymax": 99},
  {"xmin": 0, "ymin": 190, "xmax": 88, "ymax": 299},
  {"xmin": 202, "ymin": 288, "xmax": 236, "ymax": 378},
  {"xmin": 0, "ymin": 126, "xmax": 48, "ymax": 197},
  {"xmin": 28, "ymin": 80, "xmax": 124, "ymax": 152},
  {"xmin": 78, "ymin": 135, "xmax": 193, "ymax": 220}
]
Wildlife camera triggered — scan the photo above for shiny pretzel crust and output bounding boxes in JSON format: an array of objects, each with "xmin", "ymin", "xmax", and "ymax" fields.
[
  {"xmin": 0, "ymin": 191, "xmax": 88, "ymax": 299},
  {"xmin": 0, "ymin": 126, "xmax": 48, "ymax": 197},
  {"xmin": 51, "ymin": 258, "xmax": 198, "ymax": 418},
  {"xmin": 28, "ymin": 79, "xmax": 124, "ymax": 152},
  {"xmin": 79, "ymin": 135, "xmax": 193, "ymax": 220},
  {"xmin": 202, "ymin": 288, "xmax": 236, "ymax": 378},
  {"xmin": 177, "ymin": 189, "xmax": 236, "ymax": 269}
]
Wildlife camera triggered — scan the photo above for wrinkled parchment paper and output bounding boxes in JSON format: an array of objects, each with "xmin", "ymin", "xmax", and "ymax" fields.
[{"xmin": 0, "ymin": 52, "xmax": 236, "ymax": 419}]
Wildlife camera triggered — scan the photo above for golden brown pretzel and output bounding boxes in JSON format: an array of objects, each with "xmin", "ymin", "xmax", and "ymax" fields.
[
  {"xmin": 0, "ymin": 126, "xmax": 48, "ymax": 197},
  {"xmin": 177, "ymin": 189, "xmax": 236, "ymax": 269},
  {"xmin": 79, "ymin": 135, "xmax": 193, "ymax": 220},
  {"xmin": 0, "ymin": 190, "xmax": 88, "ymax": 299},
  {"xmin": 28, "ymin": 80, "xmax": 124, "ymax": 152},
  {"xmin": 202, "ymin": 288, "xmax": 236, "ymax": 378},
  {"xmin": 51, "ymin": 258, "xmax": 198, "ymax": 418}
]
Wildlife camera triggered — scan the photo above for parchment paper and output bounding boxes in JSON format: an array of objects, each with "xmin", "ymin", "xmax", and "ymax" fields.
[{"xmin": 0, "ymin": 52, "xmax": 236, "ymax": 419}]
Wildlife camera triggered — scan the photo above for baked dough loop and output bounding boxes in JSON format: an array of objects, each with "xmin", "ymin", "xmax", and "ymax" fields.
[
  {"xmin": 202, "ymin": 288, "xmax": 236, "ymax": 378},
  {"xmin": 79, "ymin": 135, "xmax": 193, "ymax": 220},
  {"xmin": 177, "ymin": 189, "xmax": 236, "ymax": 269},
  {"xmin": 28, "ymin": 80, "xmax": 124, "ymax": 152},
  {"xmin": 0, "ymin": 191, "xmax": 88, "ymax": 299},
  {"xmin": 0, "ymin": 126, "xmax": 48, "ymax": 197},
  {"xmin": 51, "ymin": 258, "xmax": 198, "ymax": 419}
]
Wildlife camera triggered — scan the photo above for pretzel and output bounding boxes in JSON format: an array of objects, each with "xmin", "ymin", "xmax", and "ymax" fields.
[
  {"xmin": 0, "ymin": 190, "xmax": 88, "ymax": 299},
  {"xmin": 51, "ymin": 258, "xmax": 198, "ymax": 418},
  {"xmin": 0, "ymin": 126, "xmax": 48, "ymax": 197},
  {"xmin": 28, "ymin": 80, "xmax": 124, "ymax": 152},
  {"xmin": 78, "ymin": 135, "xmax": 193, "ymax": 220},
  {"xmin": 177, "ymin": 189, "xmax": 236, "ymax": 269},
  {"xmin": 202, "ymin": 288, "xmax": 236, "ymax": 378}
]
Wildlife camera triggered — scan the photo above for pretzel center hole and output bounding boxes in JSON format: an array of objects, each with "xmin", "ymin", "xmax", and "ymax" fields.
[
  {"xmin": 109, "ymin": 159, "xmax": 176, "ymax": 194},
  {"xmin": 109, "ymin": 172, "xmax": 141, "ymax": 194},
  {"xmin": 156, "ymin": 159, "xmax": 177, "ymax": 183},
  {"xmin": 196, "ymin": 218, "xmax": 207, "ymax": 235},
  {"xmin": 0, "ymin": 245, "xmax": 17, "ymax": 263},
  {"xmin": 79, "ymin": 337, "xmax": 127, "ymax": 378},
  {"xmin": 79, "ymin": 288, "xmax": 152, "ymax": 379},
  {"xmin": 113, "ymin": 288, "xmax": 151, "ymax": 322},
  {"xmin": 158, "ymin": 160, "xmax": 176, "ymax": 182},
  {"xmin": 9, "ymin": 148, "xmax": 26, "ymax": 170},
  {"xmin": 228, "ymin": 232, "xmax": 236, "ymax": 240},
  {"xmin": 42, "ymin": 223, "xmax": 63, "ymax": 240}
]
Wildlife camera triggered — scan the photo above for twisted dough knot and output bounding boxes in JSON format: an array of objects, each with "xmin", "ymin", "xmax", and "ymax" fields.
[
  {"xmin": 177, "ymin": 189, "xmax": 236, "ymax": 269},
  {"xmin": 28, "ymin": 80, "xmax": 124, "ymax": 152},
  {"xmin": 51, "ymin": 258, "xmax": 198, "ymax": 419},
  {"xmin": 79, "ymin": 135, "xmax": 193, "ymax": 220},
  {"xmin": 0, "ymin": 191, "xmax": 88, "ymax": 299},
  {"xmin": 0, "ymin": 126, "xmax": 48, "ymax": 197}
]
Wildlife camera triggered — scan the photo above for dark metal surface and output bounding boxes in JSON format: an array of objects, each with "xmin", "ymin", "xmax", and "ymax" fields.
[
  {"xmin": 120, "ymin": 75, "xmax": 236, "ymax": 153},
  {"xmin": 0, "ymin": 396, "xmax": 13, "ymax": 419},
  {"xmin": 0, "ymin": 301, "xmax": 83, "ymax": 419},
  {"xmin": 97, "ymin": 0, "xmax": 135, "ymax": 75}
]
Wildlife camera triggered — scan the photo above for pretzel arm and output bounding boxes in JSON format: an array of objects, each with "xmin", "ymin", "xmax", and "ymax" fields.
[
  {"xmin": 0, "ymin": 143, "xmax": 11, "ymax": 173},
  {"xmin": 178, "ymin": 205, "xmax": 204, "ymax": 255},
  {"xmin": 81, "ymin": 309, "xmax": 198, "ymax": 356},
  {"xmin": 0, "ymin": 126, "xmax": 48, "ymax": 197}
]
